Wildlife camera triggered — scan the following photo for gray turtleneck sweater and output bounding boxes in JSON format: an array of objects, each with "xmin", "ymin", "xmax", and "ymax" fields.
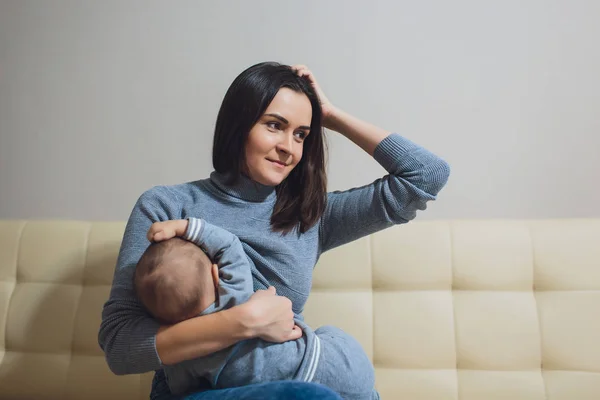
[{"xmin": 98, "ymin": 133, "xmax": 451, "ymax": 377}]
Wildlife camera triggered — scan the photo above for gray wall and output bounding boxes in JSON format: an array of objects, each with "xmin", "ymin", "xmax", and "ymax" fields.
[{"xmin": 1, "ymin": 0, "xmax": 599, "ymax": 221}]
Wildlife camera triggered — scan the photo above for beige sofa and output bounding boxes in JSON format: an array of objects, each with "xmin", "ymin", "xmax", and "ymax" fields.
[{"xmin": 0, "ymin": 219, "xmax": 599, "ymax": 399}]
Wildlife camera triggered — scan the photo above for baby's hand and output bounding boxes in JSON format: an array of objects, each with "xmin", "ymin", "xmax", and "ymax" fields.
[{"xmin": 147, "ymin": 219, "xmax": 188, "ymax": 242}]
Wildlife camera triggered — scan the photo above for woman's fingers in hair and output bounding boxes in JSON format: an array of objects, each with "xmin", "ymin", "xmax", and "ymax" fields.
[
  {"xmin": 292, "ymin": 64, "xmax": 308, "ymax": 71},
  {"xmin": 292, "ymin": 65, "xmax": 320, "ymax": 89},
  {"xmin": 292, "ymin": 64, "xmax": 310, "ymax": 77}
]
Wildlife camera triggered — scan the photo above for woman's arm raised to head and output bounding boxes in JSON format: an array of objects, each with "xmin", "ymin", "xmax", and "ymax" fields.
[
  {"xmin": 98, "ymin": 186, "xmax": 299, "ymax": 374},
  {"xmin": 290, "ymin": 66, "xmax": 451, "ymax": 254},
  {"xmin": 318, "ymin": 131, "xmax": 451, "ymax": 254}
]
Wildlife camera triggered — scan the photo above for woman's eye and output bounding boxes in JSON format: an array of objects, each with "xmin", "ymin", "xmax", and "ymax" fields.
[
  {"xmin": 295, "ymin": 131, "xmax": 307, "ymax": 140},
  {"xmin": 267, "ymin": 122, "xmax": 280, "ymax": 130}
]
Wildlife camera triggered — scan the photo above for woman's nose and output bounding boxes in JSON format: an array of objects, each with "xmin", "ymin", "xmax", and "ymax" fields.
[{"xmin": 276, "ymin": 132, "xmax": 293, "ymax": 153}]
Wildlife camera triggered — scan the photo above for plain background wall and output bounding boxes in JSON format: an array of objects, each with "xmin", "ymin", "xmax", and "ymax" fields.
[{"xmin": 0, "ymin": 0, "xmax": 598, "ymax": 221}]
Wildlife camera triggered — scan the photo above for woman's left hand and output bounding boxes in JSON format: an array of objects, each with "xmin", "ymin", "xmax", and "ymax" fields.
[{"xmin": 292, "ymin": 65, "xmax": 337, "ymax": 127}]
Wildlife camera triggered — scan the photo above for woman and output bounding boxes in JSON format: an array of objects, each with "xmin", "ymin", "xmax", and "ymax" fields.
[{"xmin": 99, "ymin": 62, "xmax": 450, "ymax": 399}]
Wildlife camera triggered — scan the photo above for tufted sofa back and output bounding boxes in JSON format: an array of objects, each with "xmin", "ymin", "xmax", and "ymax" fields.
[{"xmin": 0, "ymin": 219, "xmax": 599, "ymax": 399}]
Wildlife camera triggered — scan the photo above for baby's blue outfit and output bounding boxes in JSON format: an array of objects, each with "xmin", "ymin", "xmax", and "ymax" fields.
[{"xmin": 164, "ymin": 217, "xmax": 378, "ymax": 400}]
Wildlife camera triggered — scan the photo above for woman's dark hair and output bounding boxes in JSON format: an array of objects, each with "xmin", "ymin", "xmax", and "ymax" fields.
[{"xmin": 212, "ymin": 61, "xmax": 327, "ymax": 234}]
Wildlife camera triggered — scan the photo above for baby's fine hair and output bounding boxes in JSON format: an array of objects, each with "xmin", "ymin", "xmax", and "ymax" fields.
[{"xmin": 134, "ymin": 237, "xmax": 214, "ymax": 324}]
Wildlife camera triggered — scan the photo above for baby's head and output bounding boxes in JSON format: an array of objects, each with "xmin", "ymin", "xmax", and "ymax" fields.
[{"xmin": 134, "ymin": 237, "xmax": 219, "ymax": 324}]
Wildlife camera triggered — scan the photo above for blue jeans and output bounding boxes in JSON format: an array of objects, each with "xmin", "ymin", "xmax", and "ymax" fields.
[{"xmin": 150, "ymin": 369, "xmax": 343, "ymax": 400}]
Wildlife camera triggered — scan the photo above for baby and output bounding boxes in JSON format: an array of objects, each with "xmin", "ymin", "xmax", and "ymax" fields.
[{"xmin": 134, "ymin": 218, "xmax": 379, "ymax": 400}]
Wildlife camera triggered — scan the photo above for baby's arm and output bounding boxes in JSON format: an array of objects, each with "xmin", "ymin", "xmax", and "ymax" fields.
[
  {"xmin": 148, "ymin": 218, "xmax": 254, "ymax": 311},
  {"xmin": 184, "ymin": 218, "xmax": 254, "ymax": 310}
]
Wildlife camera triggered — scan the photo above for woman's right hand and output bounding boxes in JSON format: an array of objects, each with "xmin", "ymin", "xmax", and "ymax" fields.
[{"xmin": 242, "ymin": 287, "xmax": 302, "ymax": 342}]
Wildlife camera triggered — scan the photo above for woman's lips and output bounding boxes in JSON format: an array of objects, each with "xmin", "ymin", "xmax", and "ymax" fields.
[{"xmin": 267, "ymin": 159, "xmax": 287, "ymax": 168}]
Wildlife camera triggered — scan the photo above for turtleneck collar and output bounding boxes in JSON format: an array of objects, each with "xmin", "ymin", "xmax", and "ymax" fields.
[{"xmin": 209, "ymin": 171, "xmax": 277, "ymax": 203}]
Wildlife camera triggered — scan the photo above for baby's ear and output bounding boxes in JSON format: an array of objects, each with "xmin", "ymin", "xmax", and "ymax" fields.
[{"xmin": 212, "ymin": 264, "xmax": 219, "ymax": 288}]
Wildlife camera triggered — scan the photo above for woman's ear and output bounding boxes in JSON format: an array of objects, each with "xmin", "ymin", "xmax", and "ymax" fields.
[{"xmin": 212, "ymin": 264, "xmax": 219, "ymax": 288}]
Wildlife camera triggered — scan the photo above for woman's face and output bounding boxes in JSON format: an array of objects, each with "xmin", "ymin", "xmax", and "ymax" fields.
[{"xmin": 244, "ymin": 88, "xmax": 312, "ymax": 186}]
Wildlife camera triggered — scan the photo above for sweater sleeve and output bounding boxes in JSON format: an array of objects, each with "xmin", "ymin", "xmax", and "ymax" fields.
[
  {"xmin": 183, "ymin": 218, "xmax": 254, "ymax": 311},
  {"xmin": 98, "ymin": 186, "xmax": 182, "ymax": 375},
  {"xmin": 319, "ymin": 133, "xmax": 451, "ymax": 254}
]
